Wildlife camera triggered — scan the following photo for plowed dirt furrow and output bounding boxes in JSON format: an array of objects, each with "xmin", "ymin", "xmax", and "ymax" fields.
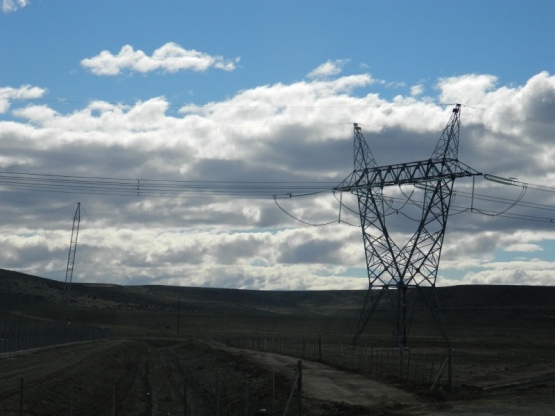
[
  {"xmin": 0, "ymin": 340, "xmax": 147, "ymax": 415},
  {"xmin": 148, "ymin": 347, "xmax": 186, "ymax": 414}
]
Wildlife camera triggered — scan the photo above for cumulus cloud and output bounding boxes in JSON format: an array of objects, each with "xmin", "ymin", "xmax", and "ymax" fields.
[
  {"xmin": 2, "ymin": 70, "xmax": 555, "ymax": 288},
  {"xmin": 307, "ymin": 59, "xmax": 349, "ymax": 79},
  {"xmin": 2, "ymin": 0, "xmax": 28, "ymax": 13},
  {"xmin": 437, "ymin": 73, "xmax": 498, "ymax": 105},
  {"xmin": 81, "ymin": 42, "xmax": 240, "ymax": 76},
  {"xmin": 0, "ymin": 85, "xmax": 46, "ymax": 113},
  {"xmin": 410, "ymin": 84, "xmax": 424, "ymax": 97}
]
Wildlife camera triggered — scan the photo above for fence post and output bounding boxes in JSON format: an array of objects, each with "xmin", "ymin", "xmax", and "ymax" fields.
[
  {"xmin": 183, "ymin": 380, "xmax": 187, "ymax": 416},
  {"xmin": 448, "ymin": 347, "xmax": 453, "ymax": 392},
  {"xmin": 406, "ymin": 350, "xmax": 412, "ymax": 383},
  {"xmin": 69, "ymin": 384, "xmax": 74, "ymax": 416},
  {"xmin": 112, "ymin": 384, "xmax": 116, "ymax": 416},
  {"xmin": 297, "ymin": 360, "xmax": 303, "ymax": 416},
  {"xmin": 35, "ymin": 322, "xmax": 39, "ymax": 349},
  {"xmin": 413, "ymin": 353, "xmax": 419, "ymax": 385},
  {"xmin": 216, "ymin": 382, "xmax": 221, "ymax": 416},
  {"xmin": 271, "ymin": 371, "xmax": 275, "ymax": 416},
  {"xmin": 244, "ymin": 377, "xmax": 249, "ymax": 416},
  {"xmin": 20, "ymin": 378, "xmax": 24, "ymax": 416},
  {"xmin": 282, "ymin": 364, "xmax": 300, "ymax": 416}
]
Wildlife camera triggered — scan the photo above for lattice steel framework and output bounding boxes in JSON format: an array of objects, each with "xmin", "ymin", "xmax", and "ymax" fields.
[
  {"xmin": 335, "ymin": 105, "xmax": 480, "ymax": 348},
  {"xmin": 62, "ymin": 202, "xmax": 81, "ymax": 321}
]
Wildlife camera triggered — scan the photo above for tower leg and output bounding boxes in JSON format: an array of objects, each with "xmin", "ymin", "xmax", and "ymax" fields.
[{"xmin": 351, "ymin": 287, "xmax": 385, "ymax": 346}]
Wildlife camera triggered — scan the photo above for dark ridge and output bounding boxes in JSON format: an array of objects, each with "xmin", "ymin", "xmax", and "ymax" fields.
[{"xmin": 1, "ymin": 268, "xmax": 554, "ymax": 339}]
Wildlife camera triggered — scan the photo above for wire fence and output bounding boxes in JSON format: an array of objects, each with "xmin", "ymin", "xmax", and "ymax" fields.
[
  {"xmin": 7, "ymin": 370, "xmax": 300, "ymax": 416},
  {"xmin": 0, "ymin": 315, "xmax": 111, "ymax": 357},
  {"xmin": 221, "ymin": 335, "xmax": 451, "ymax": 389}
]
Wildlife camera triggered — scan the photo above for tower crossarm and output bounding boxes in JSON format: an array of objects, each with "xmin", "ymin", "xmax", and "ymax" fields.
[{"xmin": 334, "ymin": 158, "xmax": 480, "ymax": 192}]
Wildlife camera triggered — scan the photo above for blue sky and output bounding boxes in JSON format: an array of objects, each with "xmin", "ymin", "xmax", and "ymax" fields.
[
  {"xmin": 3, "ymin": 1, "xmax": 553, "ymax": 107},
  {"xmin": 1, "ymin": 1, "xmax": 555, "ymax": 289}
]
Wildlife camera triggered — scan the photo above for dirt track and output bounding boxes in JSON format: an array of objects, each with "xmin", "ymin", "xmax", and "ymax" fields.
[
  {"xmin": 213, "ymin": 341, "xmax": 421, "ymax": 412},
  {"xmin": 1, "ymin": 338, "xmax": 554, "ymax": 415},
  {"xmin": 208, "ymin": 342, "xmax": 555, "ymax": 416}
]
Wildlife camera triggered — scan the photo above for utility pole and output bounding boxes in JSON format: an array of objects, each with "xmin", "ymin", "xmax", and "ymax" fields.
[{"xmin": 177, "ymin": 298, "xmax": 181, "ymax": 334}]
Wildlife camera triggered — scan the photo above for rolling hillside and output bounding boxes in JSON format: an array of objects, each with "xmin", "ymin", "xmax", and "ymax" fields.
[{"xmin": 1, "ymin": 268, "xmax": 554, "ymax": 340}]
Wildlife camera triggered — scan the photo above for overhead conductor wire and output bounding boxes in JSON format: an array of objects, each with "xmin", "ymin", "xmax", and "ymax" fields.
[{"xmin": 2, "ymin": 170, "xmax": 555, "ymax": 224}]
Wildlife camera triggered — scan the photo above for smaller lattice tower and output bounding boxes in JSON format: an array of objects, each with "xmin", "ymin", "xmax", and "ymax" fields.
[{"xmin": 61, "ymin": 202, "xmax": 81, "ymax": 322}]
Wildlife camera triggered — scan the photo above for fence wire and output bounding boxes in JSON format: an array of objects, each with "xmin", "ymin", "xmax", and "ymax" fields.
[
  {"xmin": 221, "ymin": 335, "xmax": 450, "ymax": 389},
  {"xmin": 0, "ymin": 314, "xmax": 111, "ymax": 356}
]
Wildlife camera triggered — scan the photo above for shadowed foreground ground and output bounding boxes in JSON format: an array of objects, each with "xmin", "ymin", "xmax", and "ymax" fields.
[{"xmin": 0, "ymin": 269, "xmax": 554, "ymax": 415}]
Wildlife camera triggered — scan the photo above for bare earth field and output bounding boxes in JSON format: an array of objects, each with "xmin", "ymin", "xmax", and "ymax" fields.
[{"xmin": 1, "ymin": 269, "xmax": 554, "ymax": 415}]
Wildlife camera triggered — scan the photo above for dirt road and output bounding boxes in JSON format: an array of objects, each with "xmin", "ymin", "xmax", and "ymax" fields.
[
  {"xmin": 219, "ymin": 342, "xmax": 555, "ymax": 416},
  {"xmin": 215, "ymin": 342, "xmax": 422, "ymax": 413}
]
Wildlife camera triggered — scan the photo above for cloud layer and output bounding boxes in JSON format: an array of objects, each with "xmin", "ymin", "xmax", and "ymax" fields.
[{"xmin": 1, "ymin": 67, "xmax": 555, "ymax": 289}]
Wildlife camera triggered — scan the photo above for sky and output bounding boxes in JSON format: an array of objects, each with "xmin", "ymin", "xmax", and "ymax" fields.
[{"xmin": 1, "ymin": 1, "xmax": 555, "ymax": 290}]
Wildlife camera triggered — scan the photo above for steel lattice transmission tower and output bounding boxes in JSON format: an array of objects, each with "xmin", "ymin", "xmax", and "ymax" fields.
[
  {"xmin": 335, "ymin": 105, "xmax": 480, "ymax": 350},
  {"xmin": 62, "ymin": 202, "xmax": 81, "ymax": 322}
]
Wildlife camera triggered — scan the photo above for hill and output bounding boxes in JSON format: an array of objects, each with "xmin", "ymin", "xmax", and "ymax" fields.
[{"xmin": 1, "ymin": 268, "xmax": 554, "ymax": 342}]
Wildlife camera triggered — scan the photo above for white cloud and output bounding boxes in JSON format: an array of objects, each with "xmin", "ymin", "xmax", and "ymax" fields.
[
  {"xmin": 410, "ymin": 84, "xmax": 424, "ymax": 97},
  {"xmin": 437, "ymin": 73, "xmax": 498, "ymax": 105},
  {"xmin": 503, "ymin": 243, "xmax": 543, "ymax": 252},
  {"xmin": 0, "ymin": 85, "xmax": 46, "ymax": 113},
  {"xmin": 2, "ymin": 71, "xmax": 555, "ymax": 289},
  {"xmin": 307, "ymin": 59, "xmax": 349, "ymax": 79},
  {"xmin": 463, "ymin": 259, "xmax": 555, "ymax": 286},
  {"xmin": 2, "ymin": 0, "xmax": 28, "ymax": 13},
  {"xmin": 81, "ymin": 42, "xmax": 240, "ymax": 76}
]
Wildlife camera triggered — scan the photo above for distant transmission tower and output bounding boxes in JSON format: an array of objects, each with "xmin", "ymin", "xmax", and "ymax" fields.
[
  {"xmin": 62, "ymin": 202, "xmax": 81, "ymax": 322},
  {"xmin": 335, "ymin": 105, "xmax": 481, "ymax": 352}
]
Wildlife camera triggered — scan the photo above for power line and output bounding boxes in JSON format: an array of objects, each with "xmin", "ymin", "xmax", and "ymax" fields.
[
  {"xmin": 0, "ymin": 171, "xmax": 337, "ymax": 199},
  {"xmin": 5, "ymin": 170, "xmax": 555, "ymax": 199},
  {"xmin": 0, "ymin": 202, "xmax": 78, "ymax": 216},
  {"xmin": 461, "ymin": 104, "xmax": 555, "ymax": 127},
  {"xmin": 273, "ymin": 196, "xmax": 338, "ymax": 227},
  {"xmin": 2, "ymin": 169, "xmax": 555, "ymax": 225},
  {"xmin": 276, "ymin": 182, "xmax": 555, "ymax": 228}
]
